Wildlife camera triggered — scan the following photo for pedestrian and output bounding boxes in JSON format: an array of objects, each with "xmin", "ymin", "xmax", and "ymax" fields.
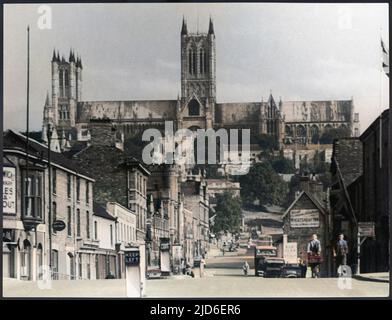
[
  {"xmin": 200, "ymin": 255, "xmax": 206, "ymax": 278},
  {"xmin": 333, "ymin": 233, "xmax": 348, "ymax": 276},
  {"xmin": 307, "ymin": 234, "xmax": 322, "ymax": 278},
  {"xmin": 298, "ymin": 258, "xmax": 307, "ymax": 278},
  {"xmin": 180, "ymin": 258, "xmax": 186, "ymax": 275},
  {"xmin": 242, "ymin": 261, "xmax": 250, "ymax": 276}
]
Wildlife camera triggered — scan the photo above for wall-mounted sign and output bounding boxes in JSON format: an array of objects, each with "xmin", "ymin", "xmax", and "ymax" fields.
[
  {"xmin": 160, "ymin": 237, "xmax": 170, "ymax": 251},
  {"xmin": 52, "ymin": 220, "xmax": 66, "ymax": 232},
  {"xmin": 290, "ymin": 209, "xmax": 320, "ymax": 228},
  {"xmin": 3, "ymin": 167, "xmax": 16, "ymax": 214},
  {"xmin": 358, "ymin": 222, "xmax": 375, "ymax": 237},
  {"xmin": 124, "ymin": 249, "xmax": 140, "ymax": 266},
  {"xmin": 160, "ymin": 242, "xmax": 170, "ymax": 251}
]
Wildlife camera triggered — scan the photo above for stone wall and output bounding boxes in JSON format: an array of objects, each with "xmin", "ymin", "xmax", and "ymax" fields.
[{"xmin": 283, "ymin": 192, "xmax": 328, "ymax": 275}]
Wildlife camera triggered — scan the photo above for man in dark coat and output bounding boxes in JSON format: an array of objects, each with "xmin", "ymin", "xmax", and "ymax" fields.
[{"xmin": 334, "ymin": 233, "xmax": 348, "ymax": 276}]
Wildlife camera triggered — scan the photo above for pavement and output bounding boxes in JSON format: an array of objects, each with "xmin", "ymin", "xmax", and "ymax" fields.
[
  {"xmin": 3, "ymin": 272, "xmax": 389, "ymax": 298},
  {"xmin": 2, "ymin": 248, "xmax": 390, "ymax": 298},
  {"xmin": 353, "ymin": 272, "xmax": 390, "ymax": 283}
]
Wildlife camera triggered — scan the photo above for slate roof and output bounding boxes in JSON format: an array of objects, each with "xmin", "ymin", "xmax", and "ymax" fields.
[
  {"xmin": 93, "ymin": 203, "xmax": 117, "ymax": 221},
  {"xmin": 3, "ymin": 130, "xmax": 94, "ymax": 180},
  {"xmin": 331, "ymin": 137, "xmax": 363, "ymax": 187}
]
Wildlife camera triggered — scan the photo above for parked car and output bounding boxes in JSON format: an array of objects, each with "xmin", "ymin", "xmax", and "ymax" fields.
[{"xmin": 280, "ymin": 265, "xmax": 303, "ymax": 278}]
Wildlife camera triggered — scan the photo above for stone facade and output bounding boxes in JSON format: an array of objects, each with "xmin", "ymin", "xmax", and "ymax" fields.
[
  {"xmin": 42, "ymin": 18, "xmax": 358, "ymax": 150},
  {"xmin": 2, "ymin": 130, "xmax": 95, "ymax": 281},
  {"xmin": 146, "ymin": 164, "xmax": 179, "ymax": 265},
  {"xmin": 359, "ymin": 110, "xmax": 389, "ymax": 272},
  {"xmin": 181, "ymin": 172, "xmax": 210, "ymax": 261},
  {"xmin": 70, "ymin": 119, "xmax": 150, "ymax": 242},
  {"xmin": 330, "ymin": 138, "xmax": 363, "ymax": 273},
  {"xmin": 283, "ymin": 177, "xmax": 330, "ymax": 276}
]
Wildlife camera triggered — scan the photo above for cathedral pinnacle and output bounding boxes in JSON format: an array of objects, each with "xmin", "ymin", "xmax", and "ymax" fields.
[
  {"xmin": 181, "ymin": 16, "xmax": 188, "ymax": 35},
  {"xmin": 208, "ymin": 17, "xmax": 214, "ymax": 35}
]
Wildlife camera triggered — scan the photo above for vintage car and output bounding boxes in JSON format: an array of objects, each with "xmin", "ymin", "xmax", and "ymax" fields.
[
  {"xmin": 146, "ymin": 267, "xmax": 162, "ymax": 279},
  {"xmin": 280, "ymin": 264, "xmax": 303, "ymax": 278},
  {"xmin": 254, "ymin": 245, "xmax": 285, "ymax": 277}
]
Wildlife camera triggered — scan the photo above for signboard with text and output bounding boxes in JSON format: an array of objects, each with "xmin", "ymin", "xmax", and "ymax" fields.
[
  {"xmin": 124, "ymin": 249, "xmax": 140, "ymax": 266},
  {"xmin": 290, "ymin": 209, "xmax": 320, "ymax": 228},
  {"xmin": 358, "ymin": 222, "xmax": 375, "ymax": 237},
  {"xmin": 284, "ymin": 242, "xmax": 298, "ymax": 264},
  {"xmin": 3, "ymin": 167, "xmax": 16, "ymax": 214}
]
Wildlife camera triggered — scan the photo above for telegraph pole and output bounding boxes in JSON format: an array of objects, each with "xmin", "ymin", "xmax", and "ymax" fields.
[
  {"xmin": 47, "ymin": 124, "xmax": 53, "ymax": 279},
  {"xmin": 25, "ymin": 25, "xmax": 30, "ymax": 207}
]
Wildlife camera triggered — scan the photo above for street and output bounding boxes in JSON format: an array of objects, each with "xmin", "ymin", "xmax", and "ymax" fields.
[{"xmin": 3, "ymin": 249, "xmax": 389, "ymax": 298}]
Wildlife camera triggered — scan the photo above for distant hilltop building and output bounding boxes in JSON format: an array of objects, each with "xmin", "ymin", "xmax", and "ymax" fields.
[{"xmin": 42, "ymin": 17, "xmax": 360, "ymax": 151}]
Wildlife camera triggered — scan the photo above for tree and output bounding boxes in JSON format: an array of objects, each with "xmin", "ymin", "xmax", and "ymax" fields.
[
  {"xmin": 212, "ymin": 192, "xmax": 242, "ymax": 233},
  {"xmin": 319, "ymin": 127, "xmax": 351, "ymax": 144},
  {"xmin": 271, "ymin": 156, "xmax": 295, "ymax": 174},
  {"xmin": 239, "ymin": 162, "xmax": 288, "ymax": 206},
  {"xmin": 251, "ymin": 133, "xmax": 279, "ymax": 151}
]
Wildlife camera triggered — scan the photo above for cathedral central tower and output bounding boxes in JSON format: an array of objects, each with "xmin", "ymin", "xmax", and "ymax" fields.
[{"xmin": 179, "ymin": 17, "xmax": 216, "ymax": 129}]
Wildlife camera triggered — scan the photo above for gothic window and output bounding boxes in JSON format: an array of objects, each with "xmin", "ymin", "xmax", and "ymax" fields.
[
  {"xmin": 193, "ymin": 50, "xmax": 197, "ymax": 75},
  {"xmin": 188, "ymin": 99, "xmax": 200, "ymax": 116},
  {"xmin": 64, "ymin": 70, "xmax": 69, "ymax": 87},
  {"xmin": 285, "ymin": 125, "xmax": 292, "ymax": 136},
  {"xmin": 310, "ymin": 125, "xmax": 319, "ymax": 144},
  {"xmin": 199, "ymin": 49, "xmax": 204, "ymax": 74},
  {"xmin": 296, "ymin": 125, "xmax": 306, "ymax": 137},
  {"xmin": 59, "ymin": 69, "xmax": 64, "ymax": 97},
  {"xmin": 204, "ymin": 51, "xmax": 208, "ymax": 74},
  {"xmin": 188, "ymin": 50, "xmax": 192, "ymax": 74},
  {"xmin": 58, "ymin": 105, "xmax": 70, "ymax": 120}
]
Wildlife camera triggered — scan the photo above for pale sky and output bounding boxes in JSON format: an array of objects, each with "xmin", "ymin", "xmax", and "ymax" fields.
[{"xmin": 4, "ymin": 3, "xmax": 389, "ymax": 132}]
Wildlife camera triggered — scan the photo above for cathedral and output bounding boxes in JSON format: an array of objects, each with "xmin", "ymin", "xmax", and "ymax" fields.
[{"xmin": 42, "ymin": 18, "xmax": 360, "ymax": 151}]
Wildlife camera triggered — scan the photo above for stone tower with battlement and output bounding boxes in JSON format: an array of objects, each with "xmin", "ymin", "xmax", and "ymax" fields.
[
  {"xmin": 43, "ymin": 49, "xmax": 83, "ymax": 134},
  {"xmin": 178, "ymin": 17, "xmax": 216, "ymax": 130}
]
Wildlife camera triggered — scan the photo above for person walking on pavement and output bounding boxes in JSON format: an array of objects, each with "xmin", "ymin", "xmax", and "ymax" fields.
[
  {"xmin": 333, "ymin": 233, "xmax": 348, "ymax": 276},
  {"xmin": 199, "ymin": 255, "xmax": 206, "ymax": 278},
  {"xmin": 242, "ymin": 261, "xmax": 250, "ymax": 276},
  {"xmin": 307, "ymin": 234, "xmax": 322, "ymax": 278},
  {"xmin": 298, "ymin": 258, "xmax": 307, "ymax": 278}
]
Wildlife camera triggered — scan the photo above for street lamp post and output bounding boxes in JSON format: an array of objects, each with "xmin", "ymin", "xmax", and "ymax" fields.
[{"xmin": 47, "ymin": 124, "xmax": 53, "ymax": 279}]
